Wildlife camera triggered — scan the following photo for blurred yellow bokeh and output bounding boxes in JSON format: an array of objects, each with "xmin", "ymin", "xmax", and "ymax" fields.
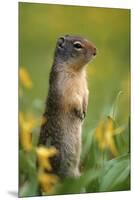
[{"xmin": 19, "ymin": 67, "xmax": 33, "ymax": 89}]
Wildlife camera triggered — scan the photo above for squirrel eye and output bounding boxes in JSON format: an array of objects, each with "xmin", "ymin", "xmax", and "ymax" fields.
[
  {"xmin": 58, "ymin": 37, "xmax": 65, "ymax": 48},
  {"xmin": 73, "ymin": 42, "xmax": 82, "ymax": 49}
]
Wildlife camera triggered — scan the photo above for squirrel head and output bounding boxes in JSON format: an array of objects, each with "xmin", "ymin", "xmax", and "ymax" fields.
[{"xmin": 54, "ymin": 35, "xmax": 96, "ymax": 70}]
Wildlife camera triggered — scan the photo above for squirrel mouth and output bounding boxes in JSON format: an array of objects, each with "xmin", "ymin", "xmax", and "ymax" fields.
[
  {"xmin": 93, "ymin": 52, "xmax": 96, "ymax": 56},
  {"xmin": 93, "ymin": 47, "xmax": 97, "ymax": 56}
]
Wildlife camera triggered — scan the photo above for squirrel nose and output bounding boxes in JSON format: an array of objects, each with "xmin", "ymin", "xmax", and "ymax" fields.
[{"xmin": 93, "ymin": 47, "xmax": 97, "ymax": 56}]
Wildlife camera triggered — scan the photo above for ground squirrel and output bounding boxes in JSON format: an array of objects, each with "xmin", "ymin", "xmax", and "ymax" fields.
[{"xmin": 38, "ymin": 35, "xmax": 96, "ymax": 178}]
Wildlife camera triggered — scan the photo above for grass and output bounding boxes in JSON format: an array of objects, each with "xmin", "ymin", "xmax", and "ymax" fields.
[{"xmin": 19, "ymin": 73, "xmax": 130, "ymax": 197}]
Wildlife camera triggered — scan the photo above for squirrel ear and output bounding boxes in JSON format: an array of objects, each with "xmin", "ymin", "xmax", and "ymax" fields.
[{"xmin": 57, "ymin": 37, "xmax": 65, "ymax": 48}]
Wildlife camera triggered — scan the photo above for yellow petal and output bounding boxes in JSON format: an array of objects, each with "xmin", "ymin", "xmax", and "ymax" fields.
[
  {"xmin": 106, "ymin": 132, "xmax": 118, "ymax": 156},
  {"xmin": 20, "ymin": 131, "xmax": 32, "ymax": 152},
  {"xmin": 38, "ymin": 172, "xmax": 59, "ymax": 194},
  {"xmin": 95, "ymin": 119, "xmax": 107, "ymax": 150},
  {"xmin": 95, "ymin": 117, "xmax": 118, "ymax": 156},
  {"xmin": 19, "ymin": 112, "xmax": 38, "ymax": 152},
  {"xmin": 19, "ymin": 67, "xmax": 33, "ymax": 89},
  {"xmin": 36, "ymin": 146, "xmax": 58, "ymax": 171},
  {"xmin": 36, "ymin": 146, "xmax": 58, "ymax": 159},
  {"xmin": 19, "ymin": 112, "xmax": 37, "ymax": 133}
]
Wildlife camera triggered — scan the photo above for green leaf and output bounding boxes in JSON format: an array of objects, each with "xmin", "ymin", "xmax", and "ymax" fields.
[
  {"xmin": 19, "ymin": 150, "xmax": 37, "ymax": 178},
  {"xmin": 19, "ymin": 179, "xmax": 39, "ymax": 197},
  {"xmin": 19, "ymin": 149, "xmax": 39, "ymax": 197},
  {"xmin": 53, "ymin": 169, "xmax": 100, "ymax": 195},
  {"xmin": 99, "ymin": 153, "xmax": 130, "ymax": 192},
  {"xmin": 81, "ymin": 128, "xmax": 95, "ymax": 161},
  {"xmin": 110, "ymin": 91, "xmax": 123, "ymax": 120}
]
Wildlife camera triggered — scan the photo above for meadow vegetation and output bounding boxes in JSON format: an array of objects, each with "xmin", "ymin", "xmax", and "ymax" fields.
[{"xmin": 19, "ymin": 3, "xmax": 130, "ymax": 197}]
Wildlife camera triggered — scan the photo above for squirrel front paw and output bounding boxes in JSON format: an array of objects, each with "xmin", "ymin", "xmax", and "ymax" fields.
[{"xmin": 74, "ymin": 108, "xmax": 85, "ymax": 121}]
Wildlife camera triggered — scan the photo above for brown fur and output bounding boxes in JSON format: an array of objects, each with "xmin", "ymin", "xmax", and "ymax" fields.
[{"xmin": 38, "ymin": 35, "xmax": 96, "ymax": 178}]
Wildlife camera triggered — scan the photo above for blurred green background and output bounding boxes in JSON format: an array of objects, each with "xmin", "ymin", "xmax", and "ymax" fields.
[
  {"xmin": 19, "ymin": 3, "xmax": 130, "ymax": 129},
  {"xmin": 19, "ymin": 2, "xmax": 130, "ymax": 197}
]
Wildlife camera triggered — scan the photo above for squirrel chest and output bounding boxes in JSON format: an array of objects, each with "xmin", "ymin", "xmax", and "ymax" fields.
[{"xmin": 56, "ymin": 69, "xmax": 89, "ymax": 116}]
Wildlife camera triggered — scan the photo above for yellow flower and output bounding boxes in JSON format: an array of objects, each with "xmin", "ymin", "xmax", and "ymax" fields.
[
  {"xmin": 19, "ymin": 67, "xmax": 33, "ymax": 89},
  {"xmin": 36, "ymin": 146, "xmax": 59, "ymax": 194},
  {"xmin": 38, "ymin": 171, "xmax": 59, "ymax": 194},
  {"xmin": 95, "ymin": 116, "xmax": 118, "ymax": 156},
  {"xmin": 36, "ymin": 146, "xmax": 58, "ymax": 171},
  {"xmin": 19, "ymin": 112, "xmax": 37, "ymax": 152}
]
